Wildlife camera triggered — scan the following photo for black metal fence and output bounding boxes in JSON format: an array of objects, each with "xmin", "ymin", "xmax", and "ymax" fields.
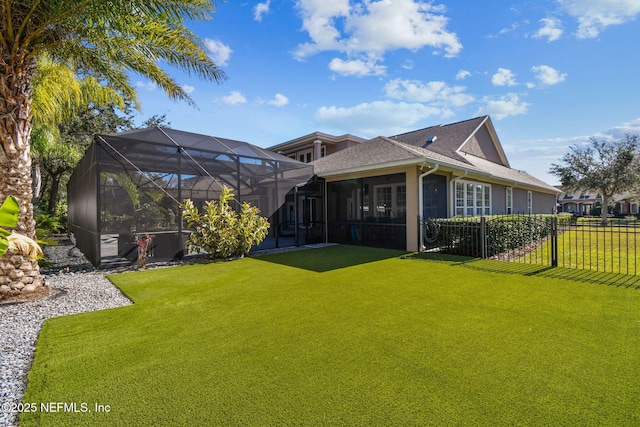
[{"xmin": 420, "ymin": 214, "xmax": 640, "ymax": 275}]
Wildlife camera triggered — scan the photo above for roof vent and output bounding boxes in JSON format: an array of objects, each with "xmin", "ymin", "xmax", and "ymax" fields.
[{"xmin": 423, "ymin": 135, "xmax": 437, "ymax": 147}]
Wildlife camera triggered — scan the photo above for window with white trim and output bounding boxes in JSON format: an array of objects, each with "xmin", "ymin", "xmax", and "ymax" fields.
[
  {"xmin": 506, "ymin": 187, "xmax": 513, "ymax": 214},
  {"xmin": 527, "ymin": 191, "xmax": 533, "ymax": 214},
  {"xmin": 455, "ymin": 181, "xmax": 491, "ymax": 217},
  {"xmin": 373, "ymin": 183, "xmax": 406, "ymax": 218}
]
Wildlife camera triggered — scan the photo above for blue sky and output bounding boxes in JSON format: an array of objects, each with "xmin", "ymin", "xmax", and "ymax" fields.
[{"xmin": 132, "ymin": 0, "xmax": 640, "ymax": 185}]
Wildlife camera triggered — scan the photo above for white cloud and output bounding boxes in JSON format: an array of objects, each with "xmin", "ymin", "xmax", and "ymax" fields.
[
  {"xmin": 315, "ymin": 100, "xmax": 448, "ymax": 137},
  {"xmin": 182, "ymin": 85, "xmax": 195, "ymax": 94},
  {"xmin": 487, "ymin": 22, "xmax": 519, "ymax": 38},
  {"xmin": 456, "ymin": 69, "xmax": 471, "ymax": 80},
  {"xmin": 268, "ymin": 93, "xmax": 289, "ymax": 107},
  {"xmin": 384, "ymin": 79, "xmax": 474, "ymax": 107},
  {"xmin": 294, "ymin": 0, "xmax": 462, "ymax": 64},
  {"xmin": 605, "ymin": 117, "xmax": 640, "ymax": 138},
  {"xmin": 492, "ymin": 68, "xmax": 518, "ymax": 87},
  {"xmin": 476, "ymin": 93, "xmax": 530, "ymax": 120},
  {"xmin": 254, "ymin": 0, "xmax": 271, "ymax": 22},
  {"xmin": 136, "ymin": 81, "xmax": 157, "ymax": 91},
  {"xmin": 205, "ymin": 38, "xmax": 232, "ymax": 66},
  {"xmin": 329, "ymin": 57, "xmax": 386, "ymax": 77},
  {"xmin": 533, "ymin": 17, "xmax": 563, "ymax": 42},
  {"xmin": 558, "ymin": 0, "xmax": 640, "ymax": 38},
  {"xmin": 221, "ymin": 91, "xmax": 247, "ymax": 105},
  {"xmin": 530, "ymin": 65, "xmax": 567, "ymax": 87}
]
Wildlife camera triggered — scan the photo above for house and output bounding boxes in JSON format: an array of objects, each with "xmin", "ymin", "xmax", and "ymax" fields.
[
  {"xmin": 306, "ymin": 116, "xmax": 560, "ymax": 252},
  {"xmin": 268, "ymin": 132, "xmax": 366, "ymax": 163},
  {"xmin": 557, "ymin": 190, "xmax": 602, "ymax": 215},
  {"xmin": 68, "ymin": 116, "xmax": 560, "ymax": 266},
  {"xmin": 557, "ymin": 189, "xmax": 639, "ymax": 216}
]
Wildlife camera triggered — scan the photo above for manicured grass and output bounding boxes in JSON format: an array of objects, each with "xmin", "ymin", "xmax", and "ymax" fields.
[
  {"xmin": 22, "ymin": 246, "xmax": 640, "ymax": 426},
  {"xmin": 522, "ymin": 227, "xmax": 640, "ymax": 274}
]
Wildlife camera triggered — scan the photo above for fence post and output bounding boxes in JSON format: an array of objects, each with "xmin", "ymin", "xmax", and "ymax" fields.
[
  {"xmin": 551, "ymin": 216, "xmax": 558, "ymax": 267},
  {"xmin": 480, "ymin": 216, "xmax": 487, "ymax": 259}
]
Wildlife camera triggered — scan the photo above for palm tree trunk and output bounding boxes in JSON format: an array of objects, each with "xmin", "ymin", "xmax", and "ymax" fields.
[{"xmin": 0, "ymin": 51, "xmax": 45, "ymax": 293}]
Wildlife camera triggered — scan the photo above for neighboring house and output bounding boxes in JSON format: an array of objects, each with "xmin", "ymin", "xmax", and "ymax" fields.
[
  {"xmin": 558, "ymin": 189, "xmax": 639, "ymax": 216},
  {"xmin": 306, "ymin": 116, "xmax": 560, "ymax": 252},
  {"xmin": 557, "ymin": 190, "xmax": 602, "ymax": 215},
  {"xmin": 267, "ymin": 132, "xmax": 366, "ymax": 164}
]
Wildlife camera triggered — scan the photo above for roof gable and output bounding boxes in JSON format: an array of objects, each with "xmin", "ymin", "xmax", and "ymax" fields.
[{"xmin": 391, "ymin": 116, "xmax": 510, "ymax": 167}]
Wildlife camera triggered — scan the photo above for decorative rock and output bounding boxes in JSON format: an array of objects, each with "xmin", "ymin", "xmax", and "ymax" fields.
[
  {"xmin": 23, "ymin": 284, "xmax": 36, "ymax": 292},
  {"xmin": 0, "ymin": 284, "xmax": 9, "ymax": 293},
  {"xmin": 9, "ymin": 269, "xmax": 24, "ymax": 280}
]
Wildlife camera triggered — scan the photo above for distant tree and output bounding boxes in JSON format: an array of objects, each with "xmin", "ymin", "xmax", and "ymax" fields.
[
  {"xmin": 141, "ymin": 114, "xmax": 172, "ymax": 129},
  {"xmin": 549, "ymin": 135, "xmax": 640, "ymax": 224}
]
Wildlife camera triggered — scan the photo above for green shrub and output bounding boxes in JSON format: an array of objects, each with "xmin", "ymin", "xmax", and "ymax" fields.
[
  {"xmin": 35, "ymin": 212, "xmax": 66, "ymax": 234},
  {"xmin": 181, "ymin": 187, "xmax": 270, "ymax": 259},
  {"xmin": 433, "ymin": 215, "xmax": 562, "ymax": 257}
]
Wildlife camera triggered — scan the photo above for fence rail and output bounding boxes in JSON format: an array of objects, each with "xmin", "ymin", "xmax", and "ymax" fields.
[{"xmin": 420, "ymin": 214, "xmax": 640, "ymax": 275}]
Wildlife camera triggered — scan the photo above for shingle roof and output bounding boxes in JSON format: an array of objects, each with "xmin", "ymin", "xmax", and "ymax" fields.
[
  {"xmin": 311, "ymin": 116, "xmax": 559, "ymax": 194},
  {"xmin": 311, "ymin": 136, "xmax": 483, "ymax": 176},
  {"xmin": 390, "ymin": 116, "xmax": 487, "ymax": 165},
  {"xmin": 462, "ymin": 154, "xmax": 559, "ymax": 193}
]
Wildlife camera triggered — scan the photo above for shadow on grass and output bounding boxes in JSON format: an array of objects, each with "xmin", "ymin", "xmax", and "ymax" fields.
[
  {"xmin": 461, "ymin": 259, "xmax": 640, "ymax": 289},
  {"xmin": 255, "ymin": 245, "xmax": 408, "ymax": 272},
  {"xmin": 404, "ymin": 253, "xmax": 640, "ymax": 289}
]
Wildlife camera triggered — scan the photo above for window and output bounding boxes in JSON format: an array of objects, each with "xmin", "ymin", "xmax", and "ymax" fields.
[
  {"xmin": 506, "ymin": 187, "xmax": 513, "ymax": 214},
  {"xmin": 455, "ymin": 180, "xmax": 491, "ymax": 217},
  {"xmin": 297, "ymin": 149, "xmax": 313, "ymax": 163},
  {"xmin": 632, "ymin": 203, "xmax": 638, "ymax": 214},
  {"xmin": 527, "ymin": 191, "xmax": 533, "ymax": 214},
  {"xmin": 374, "ymin": 183, "xmax": 406, "ymax": 218},
  {"xmin": 321, "ymin": 146, "xmax": 327, "ymax": 158}
]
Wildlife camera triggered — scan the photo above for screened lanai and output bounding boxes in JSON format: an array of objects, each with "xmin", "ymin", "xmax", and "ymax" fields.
[{"xmin": 67, "ymin": 127, "xmax": 314, "ymax": 268}]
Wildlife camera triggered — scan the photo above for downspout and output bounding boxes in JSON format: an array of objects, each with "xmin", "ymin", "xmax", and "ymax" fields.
[{"xmin": 418, "ymin": 162, "xmax": 439, "ymax": 251}]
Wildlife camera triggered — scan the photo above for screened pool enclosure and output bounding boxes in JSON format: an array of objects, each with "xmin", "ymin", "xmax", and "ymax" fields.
[{"xmin": 68, "ymin": 127, "xmax": 315, "ymax": 268}]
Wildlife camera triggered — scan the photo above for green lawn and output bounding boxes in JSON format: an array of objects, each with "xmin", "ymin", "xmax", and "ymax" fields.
[
  {"xmin": 520, "ymin": 226, "xmax": 640, "ymax": 274},
  {"xmin": 22, "ymin": 246, "xmax": 640, "ymax": 426}
]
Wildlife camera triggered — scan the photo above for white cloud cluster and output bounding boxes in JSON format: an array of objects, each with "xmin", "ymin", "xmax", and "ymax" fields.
[
  {"xmin": 456, "ymin": 70, "xmax": 471, "ymax": 80},
  {"xmin": 328, "ymin": 58, "xmax": 386, "ymax": 77},
  {"xmin": 268, "ymin": 93, "xmax": 289, "ymax": 107},
  {"xmin": 205, "ymin": 38, "xmax": 232, "ymax": 66},
  {"xmin": 222, "ymin": 91, "xmax": 247, "ymax": 105},
  {"xmin": 533, "ymin": 17, "xmax": 563, "ymax": 42},
  {"xmin": 313, "ymin": 77, "xmax": 473, "ymax": 136},
  {"xmin": 294, "ymin": 0, "xmax": 461, "ymax": 76},
  {"xmin": 254, "ymin": 0, "xmax": 271, "ymax": 22},
  {"xmin": 182, "ymin": 85, "xmax": 195, "ymax": 94},
  {"xmin": 527, "ymin": 65, "xmax": 567, "ymax": 88},
  {"xmin": 384, "ymin": 79, "xmax": 474, "ymax": 108},
  {"xmin": 558, "ymin": 0, "xmax": 640, "ymax": 38},
  {"xmin": 476, "ymin": 93, "xmax": 529, "ymax": 120},
  {"xmin": 315, "ymin": 100, "xmax": 446, "ymax": 137},
  {"xmin": 492, "ymin": 68, "xmax": 518, "ymax": 87}
]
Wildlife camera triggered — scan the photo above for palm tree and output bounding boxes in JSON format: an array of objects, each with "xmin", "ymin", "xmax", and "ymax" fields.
[
  {"xmin": 31, "ymin": 56, "xmax": 136, "ymax": 213},
  {"xmin": 0, "ymin": 0, "xmax": 226, "ymax": 292}
]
